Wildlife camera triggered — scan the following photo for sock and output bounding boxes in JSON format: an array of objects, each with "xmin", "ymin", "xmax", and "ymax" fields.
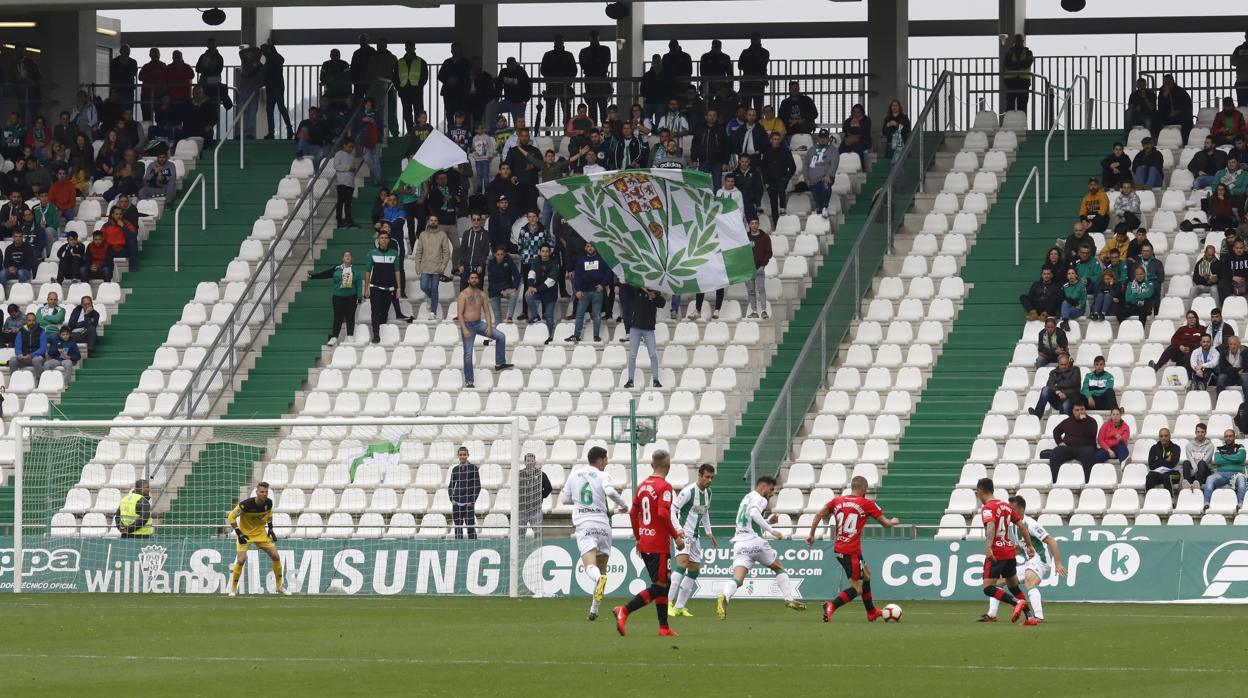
[
  {"xmin": 830, "ymin": 587, "xmax": 859, "ymax": 610},
  {"xmin": 231, "ymin": 562, "xmax": 243, "ymax": 589},
  {"xmin": 984, "ymin": 586, "xmax": 1019, "ymax": 606},
  {"xmin": 625, "ymin": 588, "xmax": 653, "ymax": 614},
  {"xmin": 585, "ymin": 565, "xmax": 602, "ymax": 584},
  {"xmin": 655, "ymin": 585, "xmax": 669, "ymax": 628},
  {"xmin": 675, "ymin": 570, "xmax": 698, "ymax": 608},
  {"xmin": 722, "ymin": 579, "xmax": 739, "ymax": 602},
  {"xmin": 775, "ymin": 572, "xmax": 795, "ymax": 602},
  {"xmin": 1008, "ymin": 585, "xmax": 1033, "ymax": 619},
  {"xmin": 987, "ymin": 596, "xmax": 1001, "ymax": 617},
  {"xmin": 861, "ymin": 580, "xmax": 877, "ymax": 613},
  {"xmin": 668, "ymin": 569, "xmax": 686, "ymax": 606},
  {"xmin": 1027, "ymin": 587, "xmax": 1044, "ymax": 620},
  {"xmin": 272, "ymin": 560, "xmax": 283, "ymax": 589}
]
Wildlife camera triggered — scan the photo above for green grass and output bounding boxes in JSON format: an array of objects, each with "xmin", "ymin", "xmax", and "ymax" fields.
[{"xmin": 0, "ymin": 595, "xmax": 1242, "ymax": 696}]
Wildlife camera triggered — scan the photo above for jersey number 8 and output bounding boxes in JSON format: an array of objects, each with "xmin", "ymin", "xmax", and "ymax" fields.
[{"xmin": 639, "ymin": 496, "xmax": 652, "ymax": 525}]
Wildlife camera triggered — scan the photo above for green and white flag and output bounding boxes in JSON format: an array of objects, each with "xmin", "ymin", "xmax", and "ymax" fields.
[
  {"xmin": 344, "ymin": 431, "xmax": 408, "ymax": 482},
  {"xmin": 538, "ymin": 168, "xmax": 755, "ymax": 295},
  {"xmin": 392, "ymin": 129, "xmax": 468, "ymax": 191}
]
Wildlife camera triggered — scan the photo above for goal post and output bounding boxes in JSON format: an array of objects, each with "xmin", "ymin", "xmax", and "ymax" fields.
[{"xmin": 8, "ymin": 416, "xmax": 540, "ymax": 597}]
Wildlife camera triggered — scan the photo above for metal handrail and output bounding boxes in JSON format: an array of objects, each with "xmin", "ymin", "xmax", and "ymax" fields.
[
  {"xmin": 1043, "ymin": 91, "xmax": 1065, "ymax": 204},
  {"xmin": 213, "ymin": 90, "xmax": 257, "ymax": 210},
  {"xmin": 1014, "ymin": 166, "xmax": 1040, "ymax": 267},
  {"xmin": 173, "ymin": 173, "xmax": 206, "ymax": 273},
  {"xmin": 747, "ymin": 70, "xmax": 953, "ymax": 481},
  {"xmin": 1042, "ymin": 74, "xmax": 1088, "ymax": 203}
]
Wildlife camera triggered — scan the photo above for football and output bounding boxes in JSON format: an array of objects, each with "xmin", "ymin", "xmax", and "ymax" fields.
[{"xmin": 881, "ymin": 603, "xmax": 904, "ymax": 622}]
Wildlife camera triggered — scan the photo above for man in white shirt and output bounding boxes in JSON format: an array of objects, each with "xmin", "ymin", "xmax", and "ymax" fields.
[
  {"xmin": 559, "ymin": 445, "xmax": 628, "ymax": 621},
  {"xmin": 716, "ymin": 475, "xmax": 806, "ymax": 619}
]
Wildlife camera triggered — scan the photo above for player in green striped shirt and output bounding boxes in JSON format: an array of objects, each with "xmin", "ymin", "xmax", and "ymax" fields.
[{"xmin": 669, "ymin": 464, "xmax": 717, "ymax": 617}]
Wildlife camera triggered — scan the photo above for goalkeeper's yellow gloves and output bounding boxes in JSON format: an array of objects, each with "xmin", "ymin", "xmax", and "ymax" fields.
[{"xmin": 234, "ymin": 527, "xmax": 249, "ymax": 544}]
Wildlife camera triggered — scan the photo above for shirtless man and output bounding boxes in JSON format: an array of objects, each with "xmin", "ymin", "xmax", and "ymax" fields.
[{"xmin": 456, "ymin": 270, "xmax": 514, "ymax": 388}]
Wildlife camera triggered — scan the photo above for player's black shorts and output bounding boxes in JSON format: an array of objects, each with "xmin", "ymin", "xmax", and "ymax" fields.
[
  {"xmin": 836, "ymin": 552, "xmax": 866, "ymax": 581},
  {"xmin": 984, "ymin": 557, "xmax": 1017, "ymax": 580},
  {"xmin": 640, "ymin": 551, "xmax": 669, "ymax": 586}
]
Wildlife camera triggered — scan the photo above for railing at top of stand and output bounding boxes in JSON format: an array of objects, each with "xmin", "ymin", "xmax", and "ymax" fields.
[
  {"xmin": 1014, "ymin": 166, "xmax": 1040, "ymax": 267},
  {"xmin": 746, "ymin": 70, "xmax": 954, "ymax": 483},
  {"xmin": 1042, "ymin": 75, "xmax": 1089, "ymax": 203},
  {"xmin": 213, "ymin": 90, "xmax": 257, "ymax": 210},
  {"xmin": 144, "ymin": 95, "xmax": 376, "ymax": 503},
  {"xmin": 173, "ymin": 173, "xmax": 207, "ymax": 273}
]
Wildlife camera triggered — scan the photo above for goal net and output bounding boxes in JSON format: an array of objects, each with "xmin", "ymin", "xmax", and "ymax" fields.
[{"xmin": 5, "ymin": 417, "xmax": 549, "ymax": 597}]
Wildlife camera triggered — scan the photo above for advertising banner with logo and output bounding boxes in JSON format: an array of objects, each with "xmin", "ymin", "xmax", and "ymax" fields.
[{"xmin": 0, "ymin": 532, "xmax": 1244, "ymax": 601}]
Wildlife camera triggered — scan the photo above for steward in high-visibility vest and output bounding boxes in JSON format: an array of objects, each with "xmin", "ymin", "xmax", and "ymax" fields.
[
  {"xmin": 115, "ymin": 478, "xmax": 154, "ymax": 538},
  {"xmin": 1002, "ymin": 34, "xmax": 1035, "ymax": 113}
]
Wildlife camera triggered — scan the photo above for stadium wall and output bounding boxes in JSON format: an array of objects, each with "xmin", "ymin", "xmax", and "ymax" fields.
[{"xmin": 3, "ymin": 530, "xmax": 1246, "ymax": 602}]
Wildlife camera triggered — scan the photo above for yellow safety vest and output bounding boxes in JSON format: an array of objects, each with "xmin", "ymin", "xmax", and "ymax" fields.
[
  {"xmin": 118, "ymin": 492, "xmax": 154, "ymax": 536},
  {"xmin": 1004, "ymin": 48, "xmax": 1032, "ymax": 82},
  {"xmin": 397, "ymin": 56, "xmax": 424, "ymax": 88}
]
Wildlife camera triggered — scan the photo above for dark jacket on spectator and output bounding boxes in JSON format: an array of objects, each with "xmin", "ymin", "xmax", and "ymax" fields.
[
  {"xmin": 14, "ymin": 324, "xmax": 46, "ymax": 357},
  {"xmin": 1046, "ymin": 363, "xmax": 1082, "ymax": 395},
  {"xmin": 1147, "ymin": 441, "xmax": 1180, "ymax": 472},
  {"xmin": 1053, "ymin": 414, "xmax": 1097, "ymax": 448},
  {"xmin": 750, "ymin": 231, "xmax": 773, "ymax": 269},
  {"xmin": 486, "ymin": 255, "xmax": 520, "ymax": 298},
  {"xmin": 573, "ymin": 253, "xmax": 613, "ymax": 292},
  {"xmin": 759, "ymin": 144, "xmax": 796, "ymax": 183},
  {"xmin": 1219, "ymin": 346, "xmax": 1248, "ymax": 380},
  {"xmin": 621, "ymin": 285, "xmax": 665, "ymax": 332},
  {"xmin": 1132, "ymin": 147, "xmax": 1163, "ymax": 172},
  {"xmin": 525, "ymin": 255, "xmax": 561, "ymax": 303},
  {"xmin": 691, "ymin": 121, "xmax": 730, "ymax": 167},
  {"xmin": 448, "ymin": 461, "xmax": 481, "ymax": 506},
  {"xmin": 1037, "ymin": 326, "xmax": 1069, "ymax": 362},
  {"xmin": 731, "ymin": 165, "xmax": 764, "ymax": 208},
  {"xmin": 1189, "ymin": 147, "xmax": 1228, "ymax": 178}
]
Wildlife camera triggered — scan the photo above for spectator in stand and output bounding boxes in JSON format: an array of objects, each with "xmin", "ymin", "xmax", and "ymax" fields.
[
  {"xmin": 448, "ymin": 446, "xmax": 482, "ymax": 539},
  {"xmin": 661, "ymin": 40, "xmax": 693, "ymax": 98},
  {"xmin": 1029, "ymin": 351, "xmax": 1081, "ymax": 418},
  {"xmin": 700, "ymin": 39, "xmax": 733, "ymax": 98},
  {"xmin": 731, "ymin": 108, "xmax": 768, "ymax": 157},
  {"xmin": 525, "ymin": 243, "xmax": 561, "ymax": 344},
  {"xmin": 1058, "ymin": 267, "xmax": 1086, "ymax": 331},
  {"xmin": 84, "ymin": 230, "xmax": 112, "ymax": 281},
  {"xmin": 1002, "ymin": 34, "xmax": 1034, "ymax": 112},
  {"xmin": 1020, "ymin": 267, "xmax": 1062, "ymax": 320},
  {"xmin": 731, "ymin": 153, "xmax": 764, "ymax": 221},
  {"xmin": 24, "ymin": 115, "xmax": 49, "ymax": 164},
  {"xmin": 1191, "ymin": 333, "xmax": 1220, "ymax": 390},
  {"xmin": 1043, "ymin": 246, "xmax": 1069, "ymax": 280},
  {"xmin": 516, "ymin": 209, "xmax": 551, "ymax": 282},
  {"xmin": 495, "ymin": 57, "xmax": 531, "ymax": 124},
  {"xmin": 1094, "ymin": 408, "xmax": 1131, "ymax": 463},
  {"xmin": 457, "ymin": 213, "xmax": 491, "ymax": 291},
  {"xmin": 804, "ymin": 129, "xmax": 839, "ymax": 218},
  {"xmin": 43, "ymin": 326, "xmax": 80, "ymax": 380},
  {"xmin": 716, "ymin": 174, "xmax": 744, "ymax": 222},
  {"xmin": 1190, "ymin": 136, "xmax": 1228, "ymax": 190},
  {"xmin": 616, "ymin": 121, "xmax": 650, "ymax": 170},
  {"xmin": 320, "ymin": 49, "xmax": 352, "ymax": 111},
  {"xmin": 1207, "ymin": 183, "xmax": 1241, "ymax": 232},
  {"xmin": 164, "ymin": 50, "xmax": 194, "ymax": 105},
  {"xmin": 333, "ymin": 138, "xmax": 359, "ymax": 228},
  {"xmin": 639, "ymin": 55, "xmax": 670, "ymax": 123},
  {"xmin": 1182, "ymin": 422, "xmax": 1216, "ymax": 488},
  {"xmin": 1131, "ymin": 137, "xmax": 1164, "ymax": 189},
  {"xmin": 1217, "ymin": 335, "xmax": 1248, "ymax": 394},
  {"xmin": 579, "ymin": 31, "xmax": 612, "ymax": 125},
  {"xmin": 1112, "ymin": 180, "xmax": 1142, "ymax": 230},
  {"xmin": 1140, "ymin": 428, "xmax": 1182, "ymax": 493},
  {"xmin": 1204, "ymin": 429, "xmax": 1247, "ymax": 504},
  {"xmin": 1, "ymin": 229, "xmax": 34, "ymax": 282},
  {"xmin": 139, "ymin": 151, "xmax": 176, "ymax": 201},
  {"xmin": 110, "ymin": 45, "xmax": 139, "ymax": 111},
  {"xmin": 35, "ymin": 291, "xmax": 64, "ymax": 334},
  {"xmin": 1213, "ymin": 156, "xmax": 1248, "ymax": 199},
  {"xmin": 760, "ymin": 105, "xmax": 785, "ymax": 140},
  {"xmin": 307, "ymin": 250, "xmax": 362, "ymax": 346},
  {"xmin": 486, "ymin": 246, "xmax": 521, "ymax": 322},
  {"xmin": 1211, "ymin": 97, "xmax": 1248, "ymax": 146},
  {"xmin": 1046, "ymin": 402, "xmax": 1097, "ymax": 481},
  {"xmin": 353, "ymin": 98, "xmax": 383, "ymax": 187},
  {"xmin": 470, "ymin": 121, "xmax": 496, "ymax": 194},
  {"xmin": 654, "ymin": 98, "xmax": 689, "ymax": 138},
  {"xmin": 1208, "ymin": 307, "xmax": 1236, "ymax": 351},
  {"xmin": 540, "ymin": 35, "xmax": 577, "ymax": 128},
  {"xmin": 1231, "ymin": 135, "xmax": 1248, "ymax": 169},
  {"xmin": 236, "ymin": 44, "xmax": 264, "ymax": 138},
  {"xmin": 1194, "ymin": 246, "xmax": 1222, "ymax": 302},
  {"xmin": 881, "ymin": 100, "xmax": 912, "ymax": 163},
  {"xmin": 66, "ymin": 296, "xmax": 99, "ymax": 357},
  {"xmin": 1103, "ymin": 144, "xmax": 1133, "ymax": 192},
  {"xmin": 1157, "ymin": 74, "xmax": 1193, "ymax": 143},
  {"xmin": 760, "ymin": 132, "xmax": 795, "ymax": 221},
  {"xmin": 0, "ymin": 304, "xmax": 19, "ymax": 347},
  {"xmin": 11, "ymin": 312, "xmax": 46, "ymax": 376},
  {"xmin": 1099, "ymin": 228, "xmax": 1129, "ymax": 270},
  {"xmin": 777, "ymin": 81, "xmax": 817, "ymax": 136},
  {"xmin": 1235, "ymin": 32, "xmax": 1248, "ymax": 107},
  {"xmin": 261, "ymin": 43, "xmax": 295, "ymax": 139},
  {"xmin": 1124, "ymin": 78, "xmax": 1156, "ymax": 135},
  {"xmin": 414, "ymin": 215, "xmax": 453, "ymax": 319},
  {"xmin": 56, "ymin": 231, "xmax": 86, "ymax": 283},
  {"xmin": 1079, "ymin": 178, "xmax": 1111, "ymax": 232},
  {"xmin": 195, "ymin": 39, "xmax": 231, "ymax": 110},
  {"xmin": 1152, "ymin": 310, "xmax": 1204, "ymax": 375},
  {"xmin": 17, "ymin": 208, "xmax": 51, "ymax": 259},
  {"xmin": 517, "ymin": 453, "xmax": 552, "ymax": 535},
  {"xmin": 1081, "ymin": 355, "xmax": 1117, "ymax": 410},
  {"xmin": 456, "ymin": 270, "xmax": 513, "ymax": 389},
  {"xmin": 47, "ymin": 168, "xmax": 76, "ymax": 217},
  {"xmin": 1035, "ymin": 317, "xmax": 1068, "ymax": 369},
  {"xmin": 138, "ymin": 48, "xmax": 166, "ymax": 119},
  {"xmin": 1122, "ymin": 265, "xmax": 1154, "ymax": 323},
  {"xmin": 101, "ymin": 205, "xmax": 139, "ymax": 273},
  {"xmin": 567, "ymin": 242, "xmax": 612, "ymax": 343},
  {"xmin": 349, "ymin": 34, "xmax": 375, "ymax": 105},
  {"xmin": 738, "ymin": 32, "xmax": 770, "ymax": 113},
  {"xmin": 394, "ymin": 41, "xmax": 429, "ymax": 135},
  {"xmin": 839, "ymin": 104, "xmax": 871, "ymax": 156},
  {"xmin": 465, "ymin": 56, "xmax": 497, "ymax": 131},
  {"xmin": 621, "ymin": 284, "xmax": 665, "ymax": 389}
]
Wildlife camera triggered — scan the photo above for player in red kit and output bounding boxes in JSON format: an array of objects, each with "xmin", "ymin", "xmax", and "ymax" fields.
[
  {"xmin": 805, "ymin": 475, "xmax": 899, "ymax": 622},
  {"xmin": 615, "ymin": 450, "xmax": 685, "ymax": 637},
  {"xmin": 976, "ymin": 477, "xmax": 1038, "ymax": 625}
]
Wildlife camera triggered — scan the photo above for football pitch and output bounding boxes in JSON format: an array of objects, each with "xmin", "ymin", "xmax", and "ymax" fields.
[{"xmin": 0, "ymin": 595, "xmax": 1242, "ymax": 696}]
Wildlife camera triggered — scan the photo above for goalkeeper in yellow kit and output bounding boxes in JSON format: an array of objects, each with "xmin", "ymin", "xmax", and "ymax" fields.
[{"xmin": 227, "ymin": 481, "xmax": 290, "ymax": 596}]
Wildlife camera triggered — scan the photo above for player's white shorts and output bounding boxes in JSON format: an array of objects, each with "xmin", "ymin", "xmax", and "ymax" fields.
[
  {"xmin": 676, "ymin": 535, "xmax": 703, "ymax": 564},
  {"xmin": 731, "ymin": 540, "xmax": 778, "ymax": 569},
  {"xmin": 1023, "ymin": 555, "xmax": 1052, "ymax": 580},
  {"xmin": 574, "ymin": 524, "xmax": 612, "ymax": 557}
]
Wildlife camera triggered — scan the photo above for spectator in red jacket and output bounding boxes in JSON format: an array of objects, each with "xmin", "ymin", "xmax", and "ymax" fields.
[
  {"xmin": 1150, "ymin": 310, "xmax": 1205, "ymax": 375},
  {"xmin": 47, "ymin": 167, "xmax": 77, "ymax": 217},
  {"xmin": 164, "ymin": 50, "xmax": 195, "ymax": 103},
  {"xmin": 1211, "ymin": 97, "xmax": 1248, "ymax": 146},
  {"xmin": 101, "ymin": 205, "xmax": 139, "ymax": 272},
  {"xmin": 85, "ymin": 230, "xmax": 112, "ymax": 280},
  {"xmin": 1094, "ymin": 408, "xmax": 1130, "ymax": 463},
  {"xmin": 744, "ymin": 216, "xmax": 772, "ymax": 319}
]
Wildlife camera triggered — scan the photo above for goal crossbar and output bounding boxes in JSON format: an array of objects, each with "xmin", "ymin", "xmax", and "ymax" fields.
[{"xmin": 10, "ymin": 416, "xmax": 524, "ymax": 595}]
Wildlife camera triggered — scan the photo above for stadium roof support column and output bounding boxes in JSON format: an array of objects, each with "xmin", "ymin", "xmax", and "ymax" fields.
[
  {"xmin": 240, "ymin": 6, "xmax": 272, "ymax": 47},
  {"xmin": 456, "ymin": 3, "xmax": 499, "ymax": 78},
  {"xmin": 616, "ymin": 1, "xmax": 645, "ymax": 107},
  {"xmin": 866, "ymin": 0, "xmax": 907, "ymax": 132},
  {"xmin": 35, "ymin": 11, "xmax": 99, "ymax": 118},
  {"xmin": 998, "ymin": 0, "xmax": 1025, "ymax": 107}
]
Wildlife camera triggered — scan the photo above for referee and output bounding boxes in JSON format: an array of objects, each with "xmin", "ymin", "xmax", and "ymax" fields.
[{"xmin": 364, "ymin": 228, "xmax": 400, "ymax": 344}]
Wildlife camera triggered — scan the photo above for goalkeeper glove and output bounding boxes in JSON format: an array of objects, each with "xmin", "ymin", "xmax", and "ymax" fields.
[
  {"xmin": 234, "ymin": 527, "xmax": 249, "ymax": 544},
  {"xmin": 267, "ymin": 522, "xmax": 277, "ymax": 542}
]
